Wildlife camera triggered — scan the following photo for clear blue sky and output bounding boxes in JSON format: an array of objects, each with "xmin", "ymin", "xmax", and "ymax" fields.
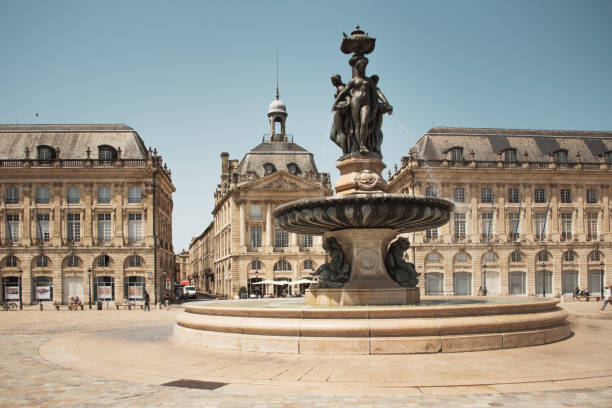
[{"xmin": 1, "ymin": 0, "xmax": 611, "ymax": 251}]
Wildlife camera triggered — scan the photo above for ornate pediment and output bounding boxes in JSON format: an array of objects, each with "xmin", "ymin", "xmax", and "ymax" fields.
[{"xmin": 245, "ymin": 172, "xmax": 320, "ymax": 191}]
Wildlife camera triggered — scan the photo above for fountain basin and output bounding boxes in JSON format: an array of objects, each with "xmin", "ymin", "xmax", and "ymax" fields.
[
  {"xmin": 175, "ymin": 297, "xmax": 571, "ymax": 354},
  {"xmin": 272, "ymin": 194, "xmax": 454, "ymax": 234}
]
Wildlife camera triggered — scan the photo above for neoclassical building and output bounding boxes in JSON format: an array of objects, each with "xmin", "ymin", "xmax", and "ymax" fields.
[
  {"xmin": 0, "ymin": 124, "xmax": 175, "ymax": 306},
  {"xmin": 388, "ymin": 127, "xmax": 611, "ymax": 297},
  {"xmin": 189, "ymin": 94, "xmax": 332, "ymax": 298},
  {"xmin": 189, "ymin": 222, "xmax": 214, "ymax": 293}
]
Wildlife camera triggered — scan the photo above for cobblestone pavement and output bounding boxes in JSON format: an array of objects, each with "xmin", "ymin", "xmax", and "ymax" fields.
[{"xmin": 0, "ymin": 302, "xmax": 611, "ymax": 407}]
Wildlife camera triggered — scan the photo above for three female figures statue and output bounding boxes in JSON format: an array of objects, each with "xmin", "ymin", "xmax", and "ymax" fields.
[{"xmin": 330, "ymin": 56, "xmax": 393, "ymax": 158}]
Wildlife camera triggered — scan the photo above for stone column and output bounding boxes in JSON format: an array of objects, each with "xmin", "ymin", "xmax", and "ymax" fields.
[
  {"xmin": 602, "ymin": 185, "xmax": 611, "ymax": 240},
  {"xmin": 576, "ymin": 185, "xmax": 584, "ymax": 240},
  {"xmin": 496, "ymin": 183, "xmax": 506, "ymax": 238},
  {"xmin": 523, "ymin": 184, "xmax": 533, "ymax": 240},
  {"xmin": 469, "ymin": 183, "xmax": 478, "ymax": 243},
  {"xmin": 550, "ymin": 184, "xmax": 559, "ymax": 239},
  {"xmin": 22, "ymin": 184, "xmax": 31, "ymax": 245},
  {"xmin": 52, "ymin": 183, "xmax": 62, "ymax": 245},
  {"xmin": 239, "ymin": 202, "xmax": 246, "ymax": 247},
  {"xmin": 84, "ymin": 183, "xmax": 93, "ymax": 245},
  {"xmin": 265, "ymin": 203, "xmax": 272, "ymax": 247},
  {"xmin": 114, "ymin": 183, "xmax": 124, "ymax": 245}
]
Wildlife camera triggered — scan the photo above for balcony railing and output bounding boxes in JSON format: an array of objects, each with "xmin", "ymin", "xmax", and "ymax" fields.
[
  {"xmin": 561, "ymin": 232, "xmax": 573, "ymax": 241},
  {"xmin": 299, "ymin": 246, "xmax": 312, "ymax": 252},
  {"xmin": 273, "ymin": 246, "xmax": 286, "ymax": 252},
  {"xmin": 247, "ymin": 246, "xmax": 260, "ymax": 252},
  {"xmin": 508, "ymin": 233, "xmax": 520, "ymax": 241},
  {"xmin": 586, "ymin": 234, "xmax": 598, "ymax": 241}
]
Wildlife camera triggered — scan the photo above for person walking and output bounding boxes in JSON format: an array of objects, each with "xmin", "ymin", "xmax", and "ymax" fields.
[
  {"xmin": 601, "ymin": 286, "xmax": 611, "ymax": 311},
  {"xmin": 144, "ymin": 291, "xmax": 150, "ymax": 311}
]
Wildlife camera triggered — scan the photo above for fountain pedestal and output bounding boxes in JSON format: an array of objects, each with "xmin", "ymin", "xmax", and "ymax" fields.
[
  {"xmin": 334, "ymin": 156, "xmax": 387, "ymax": 196},
  {"xmin": 305, "ymin": 228, "xmax": 420, "ymax": 306}
]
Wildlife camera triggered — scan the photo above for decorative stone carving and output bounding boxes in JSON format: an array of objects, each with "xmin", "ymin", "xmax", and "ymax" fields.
[
  {"xmin": 353, "ymin": 169, "xmax": 383, "ymax": 191},
  {"xmin": 310, "ymin": 237, "xmax": 350, "ymax": 288},
  {"xmin": 384, "ymin": 238, "xmax": 420, "ymax": 287}
]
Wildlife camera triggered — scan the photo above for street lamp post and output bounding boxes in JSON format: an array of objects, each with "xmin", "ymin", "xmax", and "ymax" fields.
[
  {"xmin": 88, "ymin": 268, "xmax": 92, "ymax": 309},
  {"xmin": 18, "ymin": 270, "xmax": 23, "ymax": 310},
  {"xmin": 600, "ymin": 261, "xmax": 605, "ymax": 298},
  {"xmin": 482, "ymin": 263, "xmax": 487, "ymax": 296}
]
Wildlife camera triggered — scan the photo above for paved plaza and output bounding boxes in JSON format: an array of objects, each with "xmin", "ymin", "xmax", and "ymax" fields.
[{"xmin": 0, "ymin": 301, "xmax": 611, "ymax": 407}]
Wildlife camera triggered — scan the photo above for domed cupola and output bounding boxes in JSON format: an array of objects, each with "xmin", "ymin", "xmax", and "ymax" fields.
[{"xmin": 267, "ymin": 88, "xmax": 288, "ymax": 142}]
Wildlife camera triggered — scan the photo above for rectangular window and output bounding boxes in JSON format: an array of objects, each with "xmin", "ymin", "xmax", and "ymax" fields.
[
  {"xmin": 36, "ymin": 187, "xmax": 50, "ymax": 204},
  {"xmin": 587, "ymin": 189, "xmax": 597, "ymax": 204},
  {"xmin": 453, "ymin": 188, "xmax": 464, "ymax": 203},
  {"xmin": 67, "ymin": 214, "xmax": 81, "ymax": 242},
  {"xmin": 426, "ymin": 228, "xmax": 438, "ymax": 240},
  {"xmin": 425, "ymin": 187, "xmax": 437, "ymax": 198},
  {"xmin": 98, "ymin": 187, "xmax": 111, "ymax": 204},
  {"xmin": 481, "ymin": 187, "xmax": 493, "ymax": 203},
  {"xmin": 128, "ymin": 213, "xmax": 142, "ymax": 241},
  {"xmin": 508, "ymin": 188, "xmax": 520, "ymax": 203},
  {"xmin": 454, "ymin": 213, "xmax": 466, "ymax": 240},
  {"xmin": 481, "ymin": 212, "xmax": 493, "ymax": 239},
  {"xmin": 37, "ymin": 214, "xmax": 50, "ymax": 242},
  {"xmin": 128, "ymin": 187, "xmax": 142, "ymax": 203},
  {"xmin": 535, "ymin": 212, "xmax": 547, "ymax": 241},
  {"xmin": 587, "ymin": 213, "xmax": 598, "ymax": 240},
  {"xmin": 275, "ymin": 225, "xmax": 289, "ymax": 247},
  {"xmin": 6, "ymin": 187, "xmax": 18, "ymax": 204},
  {"xmin": 250, "ymin": 225, "xmax": 262, "ymax": 247},
  {"xmin": 301, "ymin": 234, "xmax": 313, "ymax": 247},
  {"xmin": 509, "ymin": 212, "xmax": 520, "ymax": 240},
  {"xmin": 67, "ymin": 187, "xmax": 80, "ymax": 204},
  {"xmin": 534, "ymin": 188, "xmax": 546, "ymax": 203},
  {"xmin": 97, "ymin": 213, "xmax": 112, "ymax": 242},
  {"xmin": 6, "ymin": 214, "xmax": 19, "ymax": 242},
  {"xmin": 560, "ymin": 188, "xmax": 572, "ymax": 203},
  {"xmin": 561, "ymin": 212, "xmax": 572, "ymax": 241},
  {"xmin": 250, "ymin": 205, "xmax": 261, "ymax": 218}
]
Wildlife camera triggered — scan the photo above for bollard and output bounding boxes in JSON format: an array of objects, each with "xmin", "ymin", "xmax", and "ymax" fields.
[{"xmin": 39, "ymin": 303, "xmax": 43, "ymax": 311}]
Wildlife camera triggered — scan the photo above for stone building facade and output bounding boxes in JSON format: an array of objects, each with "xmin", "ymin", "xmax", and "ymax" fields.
[
  {"xmin": 189, "ymin": 95, "xmax": 332, "ymax": 298},
  {"xmin": 0, "ymin": 124, "xmax": 175, "ymax": 306},
  {"xmin": 189, "ymin": 222, "xmax": 214, "ymax": 293},
  {"xmin": 174, "ymin": 249, "xmax": 189, "ymax": 284},
  {"xmin": 388, "ymin": 127, "xmax": 612, "ymax": 297}
]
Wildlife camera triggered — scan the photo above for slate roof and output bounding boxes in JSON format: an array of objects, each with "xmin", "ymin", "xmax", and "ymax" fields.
[
  {"xmin": 237, "ymin": 140, "xmax": 319, "ymax": 178},
  {"xmin": 0, "ymin": 124, "xmax": 148, "ymax": 160},
  {"xmin": 414, "ymin": 127, "xmax": 612, "ymax": 162}
]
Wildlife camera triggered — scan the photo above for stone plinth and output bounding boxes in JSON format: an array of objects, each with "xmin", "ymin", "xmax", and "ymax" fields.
[
  {"xmin": 334, "ymin": 156, "xmax": 387, "ymax": 195},
  {"xmin": 305, "ymin": 287, "xmax": 419, "ymax": 306}
]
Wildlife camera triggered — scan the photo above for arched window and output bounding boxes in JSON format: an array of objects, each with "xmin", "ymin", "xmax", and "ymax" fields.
[
  {"xmin": 553, "ymin": 149, "xmax": 568, "ymax": 163},
  {"xmin": 537, "ymin": 251, "xmax": 549, "ymax": 263},
  {"xmin": 510, "ymin": 251, "xmax": 523, "ymax": 262},
  {"xmin": 426, "ymin": 252, "xmax": 441, "ymax": 264},
  {"xmin": 251, "ymin": 260, "xmax": 261, "ymax": 270},
  {"xmin": 287, "ymin": 163, "xmax": 300, "ymax": 175},
  {"xmin": 483, "ymin": 251, "xmax": 496, "ymax": 263},
  {"xmin": 128, "ymin": 255, "xmax": 141, "ymax": 267},
  {"xmin": 97, "ymin": 255, "xmax": 111, "ymax": 268},
  {"xmin": 273, "ymin": 260, "xmax": 291, "ymax": 271},
  {"xmin": 455, "ymin": 251, "xmax": 468, "ymax": 264},
  {"xmin": 67, "ymin": 256, "xmax": 80, "ymax": 268},
  {"xmin": 590, "ymin": 250, "xmax": 601, "ymax": 262},
  {"xmin": 563, "ymin": 251, "xmax": 576, "ymax": 262},
  {"xmin": 448, "ymin": 147, "xmax": 463, "ymax": 161},
  {"xmin": 125, "ymin": 276, "xmax": 145, "ymax": 300},
  {"xmin": 263, "ymin": 163, "xmax": 276, "ymax": 175},
  {"xmin": 303, "ymin": 259, "xmax": 313, "ymax": 270},
  {"xmin": 36, "ymin": 255, "xmax": 49, "ymax": 268},
  {"xmin": 98, "ymin": 145, "xmax": 117, "ymax": 161},
  {"xmin": 37, "ymin": 145, "xmax": 56, "ymax": 161},
  {"xmin": 33, "ymin": 276, "xmax": 53, "ymax": 301},
  {"xmin": 5, "ymin": 255, "xmax": 18, "ymax": 268},
  {"xmin": 503, "ymin": 148, "xmax": 517, "ymax": 162}
]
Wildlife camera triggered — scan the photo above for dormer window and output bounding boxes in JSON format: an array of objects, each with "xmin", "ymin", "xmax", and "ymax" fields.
[
  {"xmin": 287, "ymin": 163, "xmax": 300, "ymax": 175},
  {"xmin": 263, "ymin": 163, "xmax": 276, "ymax": 175},
  {"xmin": 37, "ymin": 145, "xmax": 56, "ymax": 161},
  {"xmin": 606, "ymin": 151, "xmax": 612, "ymax": 164},
  {"xmin": 98, "ymin": 145, "xmax": 117, "ymax": 161},
  {"xmin": 503, "ymin": 149, "xmax": 517, "ymax": 162},
  {"xmin": 447, "ymin": 147, "xmax": 463, "ymax": 161},
  {"xmin": 553, "ymin": 150, "xmax": 568, "ymax": 163}
]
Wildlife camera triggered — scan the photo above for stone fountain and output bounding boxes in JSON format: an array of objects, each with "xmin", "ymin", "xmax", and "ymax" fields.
[
  {"xmin": 273, "ymin": 25, "xmax": 453, "ymax": 306},
  {"xmin": 174, "ymin": 27, "xmax": 570, "ymax": 354}
]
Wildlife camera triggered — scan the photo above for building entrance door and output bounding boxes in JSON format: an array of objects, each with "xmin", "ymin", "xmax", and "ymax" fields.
[
  {"xmin": 484, "ymin": 271, "xmax": 500, "ymax": 295},
  {"xmin": 63, "ymin": 276, "xmax": 84, "ymax": 304}
]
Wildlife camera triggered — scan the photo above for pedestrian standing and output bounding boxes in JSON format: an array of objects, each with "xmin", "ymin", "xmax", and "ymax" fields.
[
  {"xmin": 601, "ymin": 286, "xmax": 611, "ymax": 311},
  {"xmin": 144, "ymin": 291, "xmax": 150, "ymax": 311}
]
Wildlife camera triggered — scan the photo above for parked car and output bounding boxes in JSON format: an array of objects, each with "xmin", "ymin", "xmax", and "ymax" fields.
[{"xmin": 184, "ymin": 286, "xmax": 197, "ymax": 299}]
